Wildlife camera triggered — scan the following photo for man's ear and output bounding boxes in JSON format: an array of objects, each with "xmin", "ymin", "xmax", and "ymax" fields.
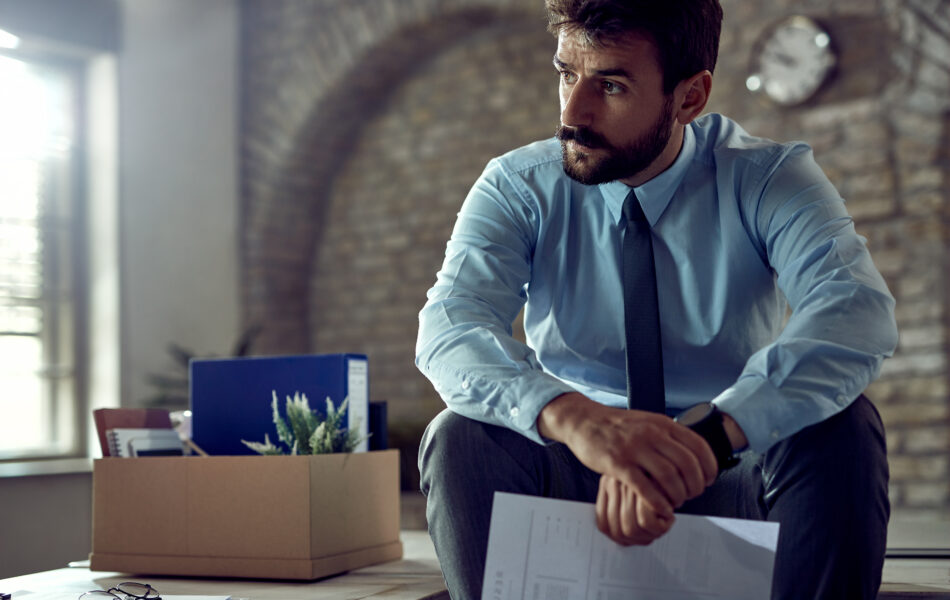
[{"xmin": 674, "ymin": 70, "xmax": 712, "ymax": 125}]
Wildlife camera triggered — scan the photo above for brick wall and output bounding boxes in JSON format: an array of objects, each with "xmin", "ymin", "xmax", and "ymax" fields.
[
  {"xmin": 308, "ymin": 19, "xmax": 557, "ymax": 427},
  {"xmin": 241, "ymin": 0, "xmax": 950, "ymax": 516}
]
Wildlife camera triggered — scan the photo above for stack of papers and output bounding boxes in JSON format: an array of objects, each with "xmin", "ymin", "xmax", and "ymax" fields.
[{"xmin": 483, "ymin": 492, "xmax": 779, "ymax": 600}]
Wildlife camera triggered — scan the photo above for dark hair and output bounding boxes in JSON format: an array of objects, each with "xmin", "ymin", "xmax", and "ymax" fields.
[{"xmin": 544, "ymin": 0, "xmax": 723, "ymax": 94}]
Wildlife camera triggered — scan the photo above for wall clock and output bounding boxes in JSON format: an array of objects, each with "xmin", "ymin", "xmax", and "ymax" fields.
[{"xmin": 746, "ymin": 15, "xmax": 837, "ymax": 106}]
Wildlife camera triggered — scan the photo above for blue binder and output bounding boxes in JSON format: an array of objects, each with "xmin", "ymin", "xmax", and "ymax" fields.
[{"xmin": 190, "ymin": 353, "xmax": 369, "ymax": 456}]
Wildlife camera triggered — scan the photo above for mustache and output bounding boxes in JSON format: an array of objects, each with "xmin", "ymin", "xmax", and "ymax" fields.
[{"xmin": 556, "ymin": 125, "xmax": 611, "ymax": 150}]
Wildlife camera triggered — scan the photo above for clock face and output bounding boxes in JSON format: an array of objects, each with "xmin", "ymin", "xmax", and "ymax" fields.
[{"xmin": 747, "ymin": 16, "xmax": 836, "ymax": 106}]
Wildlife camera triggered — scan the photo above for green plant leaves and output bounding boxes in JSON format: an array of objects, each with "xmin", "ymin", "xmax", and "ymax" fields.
[
  {"xmin": 272, "ymin": 392, "xmax": 295, "ymax": 449},
  {"xmin": 240, "ymin": 390, "xmax": 369, "ymax": 455},
  {"xmin": 239, "ymin": 433, "xmax": 283, "ymax": 455}
]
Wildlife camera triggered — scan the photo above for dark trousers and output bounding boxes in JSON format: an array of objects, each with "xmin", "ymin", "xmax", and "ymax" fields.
[{"xmin": 418, "ymin": 395, "xmax": 889, "ymax": 600}]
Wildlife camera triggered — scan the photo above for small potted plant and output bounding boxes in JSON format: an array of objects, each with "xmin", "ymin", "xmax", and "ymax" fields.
[{"xmin": 242, "ymin": 391, "xmax": 368, "ymax": 455}]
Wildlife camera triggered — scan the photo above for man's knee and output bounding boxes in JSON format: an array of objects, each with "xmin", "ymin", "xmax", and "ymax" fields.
[
  {"xmin": 829, "ymin": 394, "xmax": 889, "ymax": 487},
  {"xmin": 418, "ymin": 409, "xmax": 486, "ymax": 493},
  {"xmin": 800, "ymin": 394, "xmax": 885, "ymax": 457},
  {"xmin": 764, "ymin": 394, "xmax": 888, "ymax": 495},
  {"xmin": 418, "ymin": 409, "xmax": 545, "ymax": 497}
]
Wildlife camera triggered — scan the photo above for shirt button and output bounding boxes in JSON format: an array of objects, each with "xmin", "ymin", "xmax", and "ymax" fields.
[
  {"xmin": 771, "ymin": 430, "xmax": 780, "ymax": 439},
  {"xmin": 460, "ymin": 380, "xmax": 471, "ymax": 390},
  {"xmin": 509, "ymin": 407, "xmax": 520, "ymax": 418},
  {"xmin": 836, "ymin": 394, "xmax": 847, "ymax": 405}
]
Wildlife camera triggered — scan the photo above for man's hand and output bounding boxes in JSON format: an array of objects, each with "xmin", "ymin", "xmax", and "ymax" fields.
[
  {"xmin": 597, "ymin": 475, "xmax": 674, "ymax": 545},
  {"xmin": 538, "ymin": 392, "xmax": 718, "ymax": 537}
]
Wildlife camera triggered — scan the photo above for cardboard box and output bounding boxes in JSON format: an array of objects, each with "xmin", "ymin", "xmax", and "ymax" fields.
[{"xmin": 89, "ymin": 449, "xmax": 402, "ymax": 580}]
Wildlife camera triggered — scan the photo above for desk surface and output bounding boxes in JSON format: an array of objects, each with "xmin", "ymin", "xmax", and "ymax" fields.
[
  {"xmin": 0, "ymin": 531, "xmax": 448, "ymax": 600},
  {"xmin": 3, "ymin": 526, "xmax": 949, "ymax": 599}
]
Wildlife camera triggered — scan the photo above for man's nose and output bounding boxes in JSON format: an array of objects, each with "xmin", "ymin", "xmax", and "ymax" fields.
[{"xmin": 560, "ymin": 82, "xmax": 594, "ymax": 128}]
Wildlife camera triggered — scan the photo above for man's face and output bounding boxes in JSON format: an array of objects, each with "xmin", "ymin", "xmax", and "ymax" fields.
[{"xmin": 554, "ymin": 31, "xmax": 677, "ymax": 186}]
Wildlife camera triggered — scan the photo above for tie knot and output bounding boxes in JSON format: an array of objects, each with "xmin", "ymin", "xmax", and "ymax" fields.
[{"xmin": 623, "ymin": 191, "xmax": 647, "ymax": 223}]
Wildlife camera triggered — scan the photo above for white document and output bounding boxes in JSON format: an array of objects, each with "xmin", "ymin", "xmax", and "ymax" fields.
[{"xmin": 482, "ymin": 492, "xmax": 779, "ymax": 600}]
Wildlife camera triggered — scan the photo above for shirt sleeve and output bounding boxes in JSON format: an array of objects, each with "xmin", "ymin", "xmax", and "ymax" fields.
[
  {"xmin": 713, "ymin": 144, "xmax": 899, "ymax": 453},
  {"xmin": 415, "ymin": 160, "xmax": 577, "ymax": 444}
]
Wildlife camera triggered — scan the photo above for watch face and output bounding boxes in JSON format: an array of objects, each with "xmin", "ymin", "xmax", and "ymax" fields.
[
  {"xmin": 746, "ymin": 16, "xmax": 836, "ymax": 106},
  {"xmin": 675, "ymin": 402, "xmax": 714, "ymax": 427}
]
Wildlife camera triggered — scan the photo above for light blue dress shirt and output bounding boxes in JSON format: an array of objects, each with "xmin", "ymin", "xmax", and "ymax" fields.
[{"xmin": 416, "ymin": 113, "xmax": 897, "ymax": 453}]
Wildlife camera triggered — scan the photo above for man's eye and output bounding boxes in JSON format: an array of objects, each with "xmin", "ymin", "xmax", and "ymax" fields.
[
  {"xmin": 560, "ymin": 71, "xmax": 578, "ymax": 84},
  {"xmin": 602, "ymin": 81, "xmax": 623, "ymax": 94}
]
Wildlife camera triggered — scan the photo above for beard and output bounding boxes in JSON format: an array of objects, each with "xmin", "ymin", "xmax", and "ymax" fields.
[{"xmin": 557, "ymin": 96, "xmax": 675, "ymax": 186}]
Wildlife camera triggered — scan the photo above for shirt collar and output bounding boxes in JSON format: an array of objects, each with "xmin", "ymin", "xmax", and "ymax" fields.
[{"xmin": 599, "ymin": 123, "xmax": 696, "ymax": 227}]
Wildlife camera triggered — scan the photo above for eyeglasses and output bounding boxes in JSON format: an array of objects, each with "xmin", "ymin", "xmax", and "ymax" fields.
[{"xmin": 79, "ymin": 582, "xmax": 161, "ymax": 600}]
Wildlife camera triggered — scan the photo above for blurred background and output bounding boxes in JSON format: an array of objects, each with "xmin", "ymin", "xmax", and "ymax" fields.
[{"xmin": 0, "ymin": 0, "xmax": 947, "ymax": 579}]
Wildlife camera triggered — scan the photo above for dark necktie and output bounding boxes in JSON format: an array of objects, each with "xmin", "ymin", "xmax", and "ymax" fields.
[{"xmin": 622, "ymin": 190, "xmax": 665, "ymax": 412}]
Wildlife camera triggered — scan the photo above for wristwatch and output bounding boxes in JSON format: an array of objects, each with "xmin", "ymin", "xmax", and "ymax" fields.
[{"xmin": 674, "ymin": 402, "xmax": 741, "ymax": 473}]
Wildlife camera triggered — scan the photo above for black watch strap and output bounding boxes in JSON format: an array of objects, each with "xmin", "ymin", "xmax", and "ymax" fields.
[{"xmin": 674, "ymin": 403, "xmax": 740, "ymax": 473}]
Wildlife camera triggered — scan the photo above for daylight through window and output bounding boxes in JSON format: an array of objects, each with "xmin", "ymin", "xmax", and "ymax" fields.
[{"xmin": 0, "ymin": 53, "xmax": 81, "ymax": 459}]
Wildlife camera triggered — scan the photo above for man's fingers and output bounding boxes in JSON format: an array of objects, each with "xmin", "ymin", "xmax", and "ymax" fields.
[
  {"xmin": 618, "ymin": 465, "xmax": 675, "ymax": 519},
  {"xmin": 598, "ymin": 476, "xmax": 671, "ymax": 546},
  {"xmin": 635, "ymin": 452, "xmax": 691, "ymax": 508},
  {"xmin": 670, "ymin": 425, "xmax": 719, "ymax": 485},
  {"xmin": 597, "ymin": 476, "xmax": 635, "ymax": 543},
  {"xmin": 596, "ymin": 476, "xmax": 620, "ymax": 540},
  {"xmin": 636, "ymin": 494, "xmax": 674, "ymax": 538},
  {"xmin": 620, "ymin": 482, "xmax": 638, "ymax": 539},
  {"xmin": 652, "ymin": 437, "xmax": 709, "ymax": 499},
  {"xmin": 595, "ymin": 476, "xmax": 609, "ymax": 534},
  {"xmin": 598, "ymin": 476, "xmax": 654, "ymax": 546}
]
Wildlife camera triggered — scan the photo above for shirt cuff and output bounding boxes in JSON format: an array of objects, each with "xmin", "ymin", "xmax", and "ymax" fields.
[
  {"xmin": 711, "ymin": 375, "xmax": 855, "ymax": 454},
  {"xmin": 498, "ymin": 370, "xmax": 579, "ymax": 444}
]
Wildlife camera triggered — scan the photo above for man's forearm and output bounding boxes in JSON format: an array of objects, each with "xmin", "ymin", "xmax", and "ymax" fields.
[{"xmin": 536, "ymin": 391, "xmax": 601, "ymax": 443}]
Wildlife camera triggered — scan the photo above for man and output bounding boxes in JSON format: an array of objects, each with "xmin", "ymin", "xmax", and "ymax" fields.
[{"xmin": 415, "ymin": 1, "xmax": 898, "ymax": 598}]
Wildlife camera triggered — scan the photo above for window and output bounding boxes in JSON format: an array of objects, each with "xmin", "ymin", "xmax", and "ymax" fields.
[{"xmin": 0, "ymin": 51, "xmax": 84, "ymax": 460}]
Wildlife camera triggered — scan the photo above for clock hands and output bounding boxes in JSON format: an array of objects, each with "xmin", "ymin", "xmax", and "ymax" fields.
[
  {"xmin": 765, "ymin": 49, "xmax": 797, "ymax": 68},
  {"xmin": 747, "ymin": 15, "xmax": 836, "ymax": 106}
]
